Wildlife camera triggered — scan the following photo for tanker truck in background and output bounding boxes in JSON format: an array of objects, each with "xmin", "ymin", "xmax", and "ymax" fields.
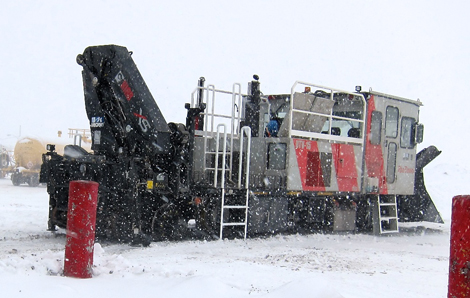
[
  {"xmin": 11, "ymin": 137, "xmax": 46, "ymax": 186},
  {"xmin": 9, "ymin": 130, "xmax": 91, "ymax": 186}
]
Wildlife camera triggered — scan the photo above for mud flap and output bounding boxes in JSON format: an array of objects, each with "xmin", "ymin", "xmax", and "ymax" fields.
[{"xmin": 397, "ymin": 145, "xmax": 444, "ymax": 223}]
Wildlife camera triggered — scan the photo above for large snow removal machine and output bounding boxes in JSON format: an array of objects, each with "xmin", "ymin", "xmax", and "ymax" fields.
[{"xmin": 40, "ymin": 45, "xmax": 442, "ymax": 244}]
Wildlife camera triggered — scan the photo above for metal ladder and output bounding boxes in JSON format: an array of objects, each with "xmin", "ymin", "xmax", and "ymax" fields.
[
  {"xmin": 191, "ymin": 82, "xmax": 250, "ymax": 240},
  {"xmin": 373, "ymin": 195, "xmax": 399, "ymax": 234},
  {"xmin": 218, "ymin": 127, "xmax": 251, "ymax": 240}
]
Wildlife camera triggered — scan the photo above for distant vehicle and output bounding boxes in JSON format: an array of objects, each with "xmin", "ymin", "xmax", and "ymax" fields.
[
  {"xmin": 10, "ymin": 131, "xmax": 90, "ymax": 186},
  {"xmin": 0, "ymin": 146, "xmax": 12, "ymax": 178},
  {"xmin": 10, "ymin": 137, "xmax": 46, "ymax": 186}
]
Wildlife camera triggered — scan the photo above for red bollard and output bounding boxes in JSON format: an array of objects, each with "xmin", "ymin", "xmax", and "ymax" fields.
[
  {"xmin": 64, "ymin": 180, "xmax": 99, "ymax": 278},
  {"xmin": 448, "ymin": 195, "xmax": 470, "ymax": 297}
]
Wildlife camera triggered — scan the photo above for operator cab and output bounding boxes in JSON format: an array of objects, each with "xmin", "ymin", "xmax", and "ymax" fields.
[{"xmin": 243, "ymin": 82, "xmax": 366, "ymax": 145}]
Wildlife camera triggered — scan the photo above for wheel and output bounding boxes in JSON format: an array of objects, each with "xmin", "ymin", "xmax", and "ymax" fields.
[
  {"xmin": 27, "ymin": 174, "xmax": 40, "ymax": 187},
  {"xmin": 151, "ymin": 203, "xmax": 188, "ymax": 241},
  {"xmin": 11, "ymin": 173, "xmax": 20, "ymax": 186},
  {"xmin": 195, "ymin": 201, "xmax": 220, "ymax": 239}
]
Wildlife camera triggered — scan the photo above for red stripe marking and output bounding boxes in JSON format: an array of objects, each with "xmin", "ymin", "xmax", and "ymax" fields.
[
  {"xmin": 120, "ymin": 80, "xmax": 134, "ymax": 101},
  {"xmin": 133, "ymin": 112, "xmax": 147, "ymax": 120},
  {"xmin": 331, "ymin": 143, "xmax": 359, "ymax": 192},
  {"xmin": 364, "ymin": 95, "xmax": 388, "ymax": 194},
  {"xmin": 306, "ymin": 151, "xmax": 325, "ymax": 188},
  {"xmin": 293, "ymin": 139, "xmax": 326, "ymax": 191}
]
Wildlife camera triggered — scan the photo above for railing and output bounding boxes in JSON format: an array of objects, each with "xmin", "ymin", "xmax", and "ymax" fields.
[
  {"xmin": 68, "ymin": 128, "xmax": 91, "ymax": 139},
  {"xmin": 191, "ymin": 82, "xmax": 245, "ymax": 184},
  {"xmin": 238, "ymin": 127, "xmax": 251, "ymax": 189},
  {"xmin": 287, "ymin": 81, "xmax": 366, "ymax": 145},
  {"xmin": 214, "ymin": 124, "xmax": 228, "ymax": 188},
  {"xmin": 190, "ymin": 83, "xmax": 243, "ymax": 139}
]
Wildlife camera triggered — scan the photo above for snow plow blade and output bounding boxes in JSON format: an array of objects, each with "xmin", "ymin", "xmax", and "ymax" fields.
[{"xmin": 397, "ymin": 145, "xmax": 444, "ymax": 224}]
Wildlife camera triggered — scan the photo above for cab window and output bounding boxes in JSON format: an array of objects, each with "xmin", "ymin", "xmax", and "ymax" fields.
[
  {"xmin": 385, "ymin": 106, "xmax": 399, "ymax": 138},
  {"xmin": 387, "ymin": 142, "xmax": 397, "ymax": 183},
  {"xmin": 370, "ymin": 111, "xmax": 382, "ymax": 145},
  {"xmin": 400, "ymin": 117, "xmax": 416, "ymax": 148}
]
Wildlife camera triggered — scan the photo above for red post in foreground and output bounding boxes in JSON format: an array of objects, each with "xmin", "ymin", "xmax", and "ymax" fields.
[
  {"xmin": 64, "ymin": 180, "xmax": 99, "ymax": 278},
  {"xmin": 448, "ymin": 195, "xmax": 470, "ymax": 297}
]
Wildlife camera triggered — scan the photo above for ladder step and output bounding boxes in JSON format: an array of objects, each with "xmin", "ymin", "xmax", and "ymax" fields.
[
  {"xmin": 222, "ymin": 222, "xmax": 246, "ymax": 227},
  {"xmin": 373, "ymin": 195, "xmax": 400, "ymax": 235},
  {"xmin": 206, "ymin": 151, "xmax": 232, "ymax": 154},
  {"xmin": 380, "ymin": 230, "xmax": 399, "ymax": 234},
  {"xmin": 223, "ymin": 205, "xmax": 248, "ymax": 209},
  {"xmin": 380, "ymin": 216, "xmax": 398, "ymax": 220}
]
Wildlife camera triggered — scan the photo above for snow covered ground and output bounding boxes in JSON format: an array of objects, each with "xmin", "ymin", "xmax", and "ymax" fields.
[{"xmin": 0, "ymin": 161, "xmax": 461, "ymax": 298}]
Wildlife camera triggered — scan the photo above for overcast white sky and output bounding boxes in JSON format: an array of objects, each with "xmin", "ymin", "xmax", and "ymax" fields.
[{"xmin": 1, "ymin": 0, "xmax": 469, "ymax": 166}]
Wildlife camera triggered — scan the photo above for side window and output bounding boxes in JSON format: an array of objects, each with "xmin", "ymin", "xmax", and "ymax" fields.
[
  {"xmin": 400, "ymin": 117, "xmax": 416, "ymax": 148},
  {"xmin": 385, "ymin": 106, "xmax": 399, "ymax": 138},
  {"xmin": 267, "ymin": 143, "xmax": 287, "ymax": 170},
  {"xmin": 370, "ymin": 111, "xmax": 382, "ymax": 145},
  {"xmin": 387, "ymin": 142, "xmax": 397, "ymax": 183}
]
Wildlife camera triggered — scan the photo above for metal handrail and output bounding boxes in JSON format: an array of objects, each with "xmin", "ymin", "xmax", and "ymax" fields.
[
  {"xmin": 230, "ymin": 83, "xmax": 242, "ymax": 177},
  {"xmin": 214, "ymin": 124, "xmax": 227, "ymax": 188},
  {"xmin": 238, "ymin": 126, "xmax": 252, "ymax": 189},
  {"xmin": 191, "ymin": 82, "xmax": 245, "ymax": 185},
  {"xmin": 289, "ymin": 81, "xmax": 367, "ymax": 143}
]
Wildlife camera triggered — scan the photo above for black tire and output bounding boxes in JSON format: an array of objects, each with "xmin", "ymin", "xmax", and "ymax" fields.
[
  {"xmin": 151, "ymin": 203, "xmax": 188, "ymax": 241},
  {"xmin": 27, "ymin": 174, "xmax": 40, "ymax": 187},
  {"xmin": 11, "ymin": 173, "xmax": 20, "ymax": 186},
  {"xmin": 196, "ymin": 201, "xmax": 220, "ymax": 239}
]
